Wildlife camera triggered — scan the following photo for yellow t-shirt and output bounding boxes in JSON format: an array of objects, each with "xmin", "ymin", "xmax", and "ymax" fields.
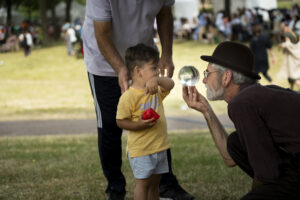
[{"xmin": 116, "ymin": 87, "xmax": 170, "ymax": 158}]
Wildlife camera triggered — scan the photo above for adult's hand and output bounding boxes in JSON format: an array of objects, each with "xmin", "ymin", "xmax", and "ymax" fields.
[
  {"xmin": 159, "ymin": 55, "xmax": 174, "ymax": 78},
  {"xmin": 182, "ymin": 86, "xmax": 210, "ymax": 114},
  {"xmin": 118, "ymin": 66, "xmax": 129, "ymax": 94}
]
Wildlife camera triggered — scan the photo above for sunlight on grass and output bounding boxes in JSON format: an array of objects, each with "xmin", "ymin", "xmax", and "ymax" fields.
[
  {"xmin": 0, "ymin": 45, "xmax": 93, "ymax": 120},
  {"xmin": 0, "ymin": 41, "xmax": 290, "ymax": 121},
  {"xmin": 0, "ymin": 131, "xmax": 251, "ymax": 200}
]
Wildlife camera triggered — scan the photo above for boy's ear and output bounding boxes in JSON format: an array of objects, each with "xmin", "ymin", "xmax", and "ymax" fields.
[{"xmin": 134, "ymin": 66, "xmax": 142, "ymax": 77}]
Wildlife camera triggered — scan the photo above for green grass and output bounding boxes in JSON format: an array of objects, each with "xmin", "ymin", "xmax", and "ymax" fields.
[
  {"xmin": 277, "ymin": 1, "xmax": 299, "ymax": 9},
  {"xmin": 0, "ymin": 42, "xmax": 288, "ymax": 199},
  {"xmin": 0, "ymin": 41, "xmax": 290, "ymax": 121},
  {"xmin": 0, "ymin": 131, "xmax": 251, "ymax": 200},
  {"xmin": 0, "ymin": 44, "xmax": 93, "ymax": 121}
]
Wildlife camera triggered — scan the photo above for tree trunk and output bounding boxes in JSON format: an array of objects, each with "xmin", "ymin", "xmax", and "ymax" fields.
[
  {"xmin": 39, "ymin": 0, "xmax": 50, "ymax": 45},
  {"xmin": 51, "ymin": 2, "xmax": 56, "ymax": 21},
  {"xmin": 65, "ymin": 0, "xmax": 72, "ymax": 22},
  {"xmin": 224, "ymin": 0, "xmax": 231, "ymax": 17},
  {"xmin": 50, "ymin": 1, "xmax": 60, "ymax": 39},
  {"xmin": 5, "ymin": 0, "xmax": 12, "ymax": 25},
  {"xmin": 201, "ymin": 0, "xmax": 205, "ymax": 11},
  {"xmin": 27, "ymin": 8, "xmax": 32, "ymax": 22}
]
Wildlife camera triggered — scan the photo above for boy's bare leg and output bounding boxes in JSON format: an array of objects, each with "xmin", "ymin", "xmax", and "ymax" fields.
[
  {"xmin": 134, "ymin": 178, "xmax": 151, "ymax": 200},
  {"xmin": 148, "ymin": 174, "xmax": 161, "ymax": 200},
  {"xmin": 134, "ymin": 174, "xmax": 161, "ymax": 200}
]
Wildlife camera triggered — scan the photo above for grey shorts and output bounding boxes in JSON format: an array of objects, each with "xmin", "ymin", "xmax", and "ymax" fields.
[{"xmin": 128, "ymin": 150, "xmax": 169, "ymax": 179}]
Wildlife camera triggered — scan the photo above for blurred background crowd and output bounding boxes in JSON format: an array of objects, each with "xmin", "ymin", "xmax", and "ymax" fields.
[
  {"xmin": 0, "ymin": 0, "xmax": 299, "ymax": 58},
  {"xmin": 172, "ymin": 3, "xmax": 300, "ymax": 43}
]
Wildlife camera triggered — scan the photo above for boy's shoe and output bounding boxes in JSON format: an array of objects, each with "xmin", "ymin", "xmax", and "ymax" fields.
[
  {"xmin": 106, "ymin": 191, "xmax": 125, "ymax": 200},
  {"xmin": 159, "ymin": 185, "xmax": 195, "ymax": 200}
]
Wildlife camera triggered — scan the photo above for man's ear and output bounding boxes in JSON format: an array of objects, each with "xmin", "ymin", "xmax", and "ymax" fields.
[{"xmin": 223, "ymin": 70, "xmax": 232, "ymax": 86}]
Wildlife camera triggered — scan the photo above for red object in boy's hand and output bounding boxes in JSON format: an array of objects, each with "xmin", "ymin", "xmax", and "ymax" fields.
[{"xmin": 142, "ymin": 108, "xmax": 160, "ymax": 121}]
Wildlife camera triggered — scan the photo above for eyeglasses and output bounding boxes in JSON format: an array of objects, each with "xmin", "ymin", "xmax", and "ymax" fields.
[{"xmin": 203, "ymin": 69, "xmax": 218, "ymax": 79}]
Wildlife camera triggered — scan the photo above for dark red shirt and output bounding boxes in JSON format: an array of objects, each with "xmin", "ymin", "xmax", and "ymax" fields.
[{"xmin": 228, "ymin": 84, "xmax": 300, "ymax": 183}]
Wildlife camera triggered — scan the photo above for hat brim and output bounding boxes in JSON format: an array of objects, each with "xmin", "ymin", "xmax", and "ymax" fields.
[{"xmin": 201, "ymin": 55, "xmax": 261, "ymax": 80}]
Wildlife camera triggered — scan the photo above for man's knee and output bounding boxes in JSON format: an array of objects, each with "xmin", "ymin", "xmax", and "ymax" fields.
[{"xmin": 227, "ymin": 131, "xmax": 239, "ymax": 156}]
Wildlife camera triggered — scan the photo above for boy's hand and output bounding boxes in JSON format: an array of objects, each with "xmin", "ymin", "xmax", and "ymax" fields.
[
  {"xmin": 145, "ymin": 77, "xmax": 159, "ymax": 94},
  {"xmin": 137, "ymin": 116, "xmax": 156, "ymax": 129}
]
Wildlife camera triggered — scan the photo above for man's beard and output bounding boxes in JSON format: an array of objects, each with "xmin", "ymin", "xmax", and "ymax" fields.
[{"xmin": 205, "ymin": 83, "xmax": 224, "ymax": 101}]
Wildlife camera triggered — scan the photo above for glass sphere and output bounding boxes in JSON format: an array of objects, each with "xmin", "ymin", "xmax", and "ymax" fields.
[{"xmin": 178, "ymin": 65, "xmax": 200, "ymax": 86}]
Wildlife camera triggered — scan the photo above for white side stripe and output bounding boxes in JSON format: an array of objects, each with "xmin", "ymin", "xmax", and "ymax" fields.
[{"xmin": 88, "ymin": 73, "xmax": 102, "ymax": 128}]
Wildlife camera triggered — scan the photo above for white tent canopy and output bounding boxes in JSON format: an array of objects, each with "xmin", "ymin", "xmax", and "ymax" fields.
[
  {"xmin": 212, "ymin": 0, "xmax": 277, "ymax": 21},
  {"xmin": 212, "ymin": 0, "xmax": 277, "ymax": 13},
  {"xmin": 172, "ymin": 0, "xmax": 199, "ymax": 22},
  {"xmin": 245, "ymin": 0, "xmax": 277, "ymax": 10}
]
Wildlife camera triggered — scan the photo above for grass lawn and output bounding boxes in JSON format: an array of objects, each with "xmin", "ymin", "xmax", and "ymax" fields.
[
  {"xmin": 0, "ymin": 40, "xmax": 291, "ymax": 199},
  {"xmin": 277, "ymin": 1, "xmax": 299, "ymax": 9},
  {"xmin": 0, "ymin": 41, "xmax": 290, "ymax": 121},
  {"xmin": 0, "ymin": 131, "xmax": 252, "ymax": 200}
]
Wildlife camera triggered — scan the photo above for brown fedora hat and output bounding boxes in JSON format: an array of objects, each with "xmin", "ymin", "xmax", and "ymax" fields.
[{"xmin": 201, "ymin": 41, "xmax": 260, "ymax": 79}]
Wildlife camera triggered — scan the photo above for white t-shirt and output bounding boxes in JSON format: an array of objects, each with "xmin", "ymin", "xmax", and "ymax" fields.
[
  {"xmin": 67, "ymin": 28, "xmax": 77, "ymax": 43},
  {"xmin": 25, "ymin": 33, "xmax": 33, "ymax": 46},
  {"xmin": 82, "ymin": 0, "xmax": 174, "ymax": 77}
]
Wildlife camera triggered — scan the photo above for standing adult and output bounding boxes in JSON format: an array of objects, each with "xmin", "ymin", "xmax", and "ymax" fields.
[
  {"xmin": 19, "ymin": 29, "xmax": 33, "ymax": 57},
  {"xmin": 288, "ymin": 15, "xmax": 300, "ymax": 37},
  {"xmin": 183, "ymin": 41, "xmax": 300, "ymax": 200},
  {"xmin": 250, "ymin": 24, "xmax": 274, "ymax": 83},
  {"xmin": 277, "ymin": 25, "xmax": 300, "ymax": 91},
  {"xmin": 81, "ymin": 1, "xmax": 195, "ymax": 200},
  {"xmin": 65, "ymin": 25, "xmax": 77, "ymax": 56}
]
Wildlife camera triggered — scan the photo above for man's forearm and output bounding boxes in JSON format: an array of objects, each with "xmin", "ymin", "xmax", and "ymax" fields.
[
  {"xmin": 93, "ymin": 21, "xmax": 126, "ymax": 73},
  {"xmin": 203, "ymin": 109, "xmax": 236, "ymax": 167},
  {"xmin": 156, "ymin": 6, "xmax": 173, "ymax": 57}
]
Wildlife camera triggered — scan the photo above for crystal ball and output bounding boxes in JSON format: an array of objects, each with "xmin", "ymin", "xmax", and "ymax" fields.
[{"xmin": 178, "ymin": 65, "xmax": 200, "ymax": 86}]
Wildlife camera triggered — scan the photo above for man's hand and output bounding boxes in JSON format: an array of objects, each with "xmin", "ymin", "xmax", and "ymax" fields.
[
  {"xmin": 182, "ymin": 86, "xmax": 210, "ymax": 114},
  {"xmin": 145, "ymin": 77, "xmax": 159, "ymax": 94},
  {"xmin": 159, "ymin": 55, "xmax": 174, "ymax": 78},
  {"xmin": 118, "ymin": 67, "xmax": 129, "ymax": 94}
]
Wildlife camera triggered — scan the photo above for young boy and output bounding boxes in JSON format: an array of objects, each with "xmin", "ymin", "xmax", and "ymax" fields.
[{"xmin": 116, "ymin": 43, "xmax": 174, "ymax": 200}]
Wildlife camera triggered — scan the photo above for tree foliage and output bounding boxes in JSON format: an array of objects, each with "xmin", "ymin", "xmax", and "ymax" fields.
[
  {"xmin": 0, "ymin": 0, "xmax": 23, "ymax": 24},
  {"xmin": 1, "ymin": 0, "xmax": 84, "ymax": 44}
]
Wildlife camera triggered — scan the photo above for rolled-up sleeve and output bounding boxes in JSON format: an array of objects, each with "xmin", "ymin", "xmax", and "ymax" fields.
[
  {"xmin": 86, "ymin": 0, "xmax": 112, "ymax": 21},
  {"xmin": 164, "ymin": 0, "xmax": 175, "ymax": 6}
]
